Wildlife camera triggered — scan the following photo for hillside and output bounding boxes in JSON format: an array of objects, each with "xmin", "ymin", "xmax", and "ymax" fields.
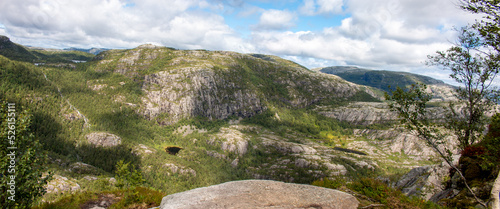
[
  {"xmin": 0, "ymin": 35, "xmax": 95, "ymax": 63},
  {"xmin": 315, "ymin": 66, "xmax": 456, "ymax": 101},
  {"xmin": 89, "ymin": 44, "xmax": 378, "ymax": 125},
  {"xmin": 0, "ymin": 39, "xmax": 457, "ymax": 208},
  {"xmin": 0, "ymin": 35, "xmax": 38, "ymax": 62}
]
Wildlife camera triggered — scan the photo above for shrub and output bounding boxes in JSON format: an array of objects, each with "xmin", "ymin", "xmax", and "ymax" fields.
[
  {"xmin": 313, "ymin": 177, "xmax": 442, "ymax": 209},
  {"xmin": 0, "ymin": 101, "xmax": 52, "ymax": 208},
  {"xmin": 461, "ymin": 145, "xmax": 486, "ymax": 158},
  {"xmin": 115, "ymin": 160, "xmax": 144, "ymax": 189}
]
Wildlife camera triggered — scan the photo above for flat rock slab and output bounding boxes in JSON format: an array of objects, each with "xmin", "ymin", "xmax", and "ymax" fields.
[{"xmin": 159, "ymin": 180, "xmax": 359, "ymax": 209}]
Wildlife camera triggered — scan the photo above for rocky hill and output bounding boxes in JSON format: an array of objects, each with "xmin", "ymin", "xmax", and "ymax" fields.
[{"xmin": 90, "ymin": 44, "xmax": 372, "ymax": 125}]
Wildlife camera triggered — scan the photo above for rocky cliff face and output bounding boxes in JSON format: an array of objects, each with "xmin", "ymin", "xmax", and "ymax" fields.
[
  {"xmin": 318, "ymin": 102, "xmax": 398, "ymax": 125},
  {"xmin": 141, "ymin": 66, "xmax": 265, "ymax": 124},
  {"xmin": 92, "ymin": 45, "xmax": 363, "ymax": 124}
]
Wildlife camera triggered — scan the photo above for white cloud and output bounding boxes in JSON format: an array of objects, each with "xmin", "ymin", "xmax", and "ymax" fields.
[
  {"xmin": 0, "ymin": 0, "xmax": 251, "ymax": 52},
  {"xmin": 299, "ymin": 0, "xmax": 316, "ymax": 15},
  {"xmin": 251, "ymin": 0, "xmax": 481, "ymax": 77},
  {"xmin": 253, "ymin": 9, "xmax": 296, "ymax": 31},
  {"xmin": 299, "ymin": 0, "xmax": 344, "ymax": 15},
  {"xmin": 317, "ymin": 0, "xmax": 344, "ymax": 14},
  {"xmin": 0, "ymin": 0, "xmax": 489, "ymax": 85}
]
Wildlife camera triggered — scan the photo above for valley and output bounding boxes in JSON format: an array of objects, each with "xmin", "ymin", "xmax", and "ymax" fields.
[{"xmin": 0, "ymin": 35, "xmax": 495, "ymax": 209}]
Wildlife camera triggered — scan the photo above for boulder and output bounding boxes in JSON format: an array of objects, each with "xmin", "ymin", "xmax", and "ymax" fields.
[
  {"xmin": 68, "ymin": 162, "xmax": 98, "ymax": 174},
  {"xmin": 85, "ymin": 132, "xmax": 121, "ymax": 147},
  {"xmin": 163, "ymin": 163, "xmax": 196, "ymax": 176},
  {"xmin": 45, "ymin": 175, "xmax": 80, "ymax": 194},
  {"xmin": 394, "ymin": 159, "xmax": 455, "ymax": 201},
  {"xmin": 218, "ymin": 127, "xmax": 249, "ymax": 156},
  {"xmin": 159, "ymin": 180, "xmax": 359, "ymax": 209}
]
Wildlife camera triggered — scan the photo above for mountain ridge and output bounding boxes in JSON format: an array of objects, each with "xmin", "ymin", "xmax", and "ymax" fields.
[
  {"xmin": 314, "ymin": 66, "xmax": 456, "ymax": 101},
  {"xmin": 88, "ymin": 45, "xmax": 375, "ymax": 124}
]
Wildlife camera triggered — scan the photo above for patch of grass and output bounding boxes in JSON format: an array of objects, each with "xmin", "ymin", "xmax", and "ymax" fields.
[
  {"xmin": 33, "ymin": 187, "xmax": 166, "ymax": 209},
  {"xmin": 312, "ymin": 177, "xmax": 443, "ymax": 209}
]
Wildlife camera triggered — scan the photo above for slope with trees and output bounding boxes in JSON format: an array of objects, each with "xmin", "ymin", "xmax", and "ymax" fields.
[{"xmin": 385, "ymin": 0, "xmax": 500, "ymax": 206}]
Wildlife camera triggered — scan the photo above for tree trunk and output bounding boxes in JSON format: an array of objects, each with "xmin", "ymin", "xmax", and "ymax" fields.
[{"xmin": 491, "ymin": 171, "xmax": 500, "ymax": 209}]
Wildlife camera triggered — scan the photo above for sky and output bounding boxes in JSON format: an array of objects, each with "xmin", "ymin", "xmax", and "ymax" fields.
[{"xmin": 0, "ymin": 0, "xmax": 484, "ymax": 85}]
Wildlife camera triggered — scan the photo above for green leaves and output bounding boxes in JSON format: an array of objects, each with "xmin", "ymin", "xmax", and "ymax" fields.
[
  {"xmin": 114, "ymin": 160, "xmax": 144, "ymax": 189},
  {"xmin": 385, "ymin": 84, "xmax": 445, "ymax": 148},
  {"xmin": 0, "ymin": 101, "xmax": 52, "ymax": 208},
  {"xmin": 428, "ymin": 26, "xmax": 498, "ymax": 149}
]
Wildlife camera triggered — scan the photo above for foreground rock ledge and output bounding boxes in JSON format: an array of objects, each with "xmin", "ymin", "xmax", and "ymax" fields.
[{"xmin": 159, "ymin": 180, "xmax": 359, "ymax": 209}]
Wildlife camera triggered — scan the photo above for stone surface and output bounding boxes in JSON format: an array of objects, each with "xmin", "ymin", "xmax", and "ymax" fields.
[
  {"xmin": 68, "ymin": 162, "xmax": 98, "ymax": 174},
  {"xmin": 159, "ymin": 180, "xmax": 359, "ymax": 209},
  {"xmin": 394, "ymin": 157, "xmax": 459, "ymax": 201},
  {"xmin": 45, "ymin": 175, "xmax": 80, "ymax": 194},
  {"xmin": 164, "ymin": 163, "xmax": 197, "ymax": 176},
  {"xmin": 319, "ymin": 102, "xmax": 398, "ymax": 125},
  {"xmin": 351, "ymin": 128, "xmax": 459, "ymax": 162},
  {"xmin": 218, "ymin": 126, "xmax": 249, "ymax": 156},
  {"xmin": 85, "ymin": 132, "xmax": 121, "ymax": 147},
  {"xmin": 133, "ymin": 144, "xmax": 155, "ymax": 156}
]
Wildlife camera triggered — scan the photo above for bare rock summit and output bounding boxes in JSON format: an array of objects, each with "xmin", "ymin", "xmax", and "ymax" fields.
[{"xmin": 159, "ymin": 180, "xmax": 359, "ymax": 209}]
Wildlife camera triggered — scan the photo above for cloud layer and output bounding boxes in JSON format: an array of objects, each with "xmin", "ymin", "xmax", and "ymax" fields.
[{"xmin": 0, "ymin": 0, "xmax": 483, "ymax": 83}]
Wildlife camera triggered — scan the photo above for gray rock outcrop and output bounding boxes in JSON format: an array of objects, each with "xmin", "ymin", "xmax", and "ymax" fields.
[
  {"xmin": 85, "ymin": 132, "xmax": 121, "ymax": 147},
  {"xmin": 319, "ymin": 102, "xmax": 398, "ymax": 125},
  {"xmin": 141, "ymin": 67, "xmax": 266, "ymax": 124},
  {"xmin": 163, "ymin": 163, "xmax": 197, "ymax": 176},
  {"xmin": 159, "ymin": 180, "xmax": 359, "ymax": 209},
  {"xmin": 393, "ymin": 156, "xmax": 459, "ymax": 201},
  {"xmin": 45, "ymin": 174, "xmax": 80, "ymax": 194},
  {"xmin": 68, "ymin": 162, "xmax": 98, "ymax": 174}
]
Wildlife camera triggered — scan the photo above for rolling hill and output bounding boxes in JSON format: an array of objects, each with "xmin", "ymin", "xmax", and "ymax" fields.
[{"xmin": 315, "ymin": 66, "xmax": 456, "ymax": 101}]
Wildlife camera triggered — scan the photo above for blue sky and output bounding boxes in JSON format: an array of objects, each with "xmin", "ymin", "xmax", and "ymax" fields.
[{"xmin": 0, "ymin": 0, "xmax": 482, "ymax": 84}]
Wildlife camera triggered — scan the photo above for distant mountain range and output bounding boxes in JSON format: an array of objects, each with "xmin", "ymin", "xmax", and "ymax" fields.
[
  {"xmin": 315, "ymin": 66, "xmax": 449, "ymax": 90},
  {"xmin": 63, "ymin": 47, "xmax": 109, "ymax": 55},
  {"xmin": 313, "ymin": 66, "xmax": 456, "ymax": 101}
]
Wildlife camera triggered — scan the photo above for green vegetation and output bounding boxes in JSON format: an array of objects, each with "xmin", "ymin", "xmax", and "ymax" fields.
[
  {"xmin": 33, "ymin": 187, "xmax": 165, "ymax": 209},
  {"xmin": 0, "ymin": 35, "xmax": 94, "ymax": 63},
  {"xmin": 319, "ymin": 66, "xmax": 446, "ymax": 93},
  {"xmin": 440, "ymin": 113, "xmax": 500, "ymax": 208},
  {"xmin": 386, "ymin": 16, "xmax": 500, "ymax": 207},
  {"xmin": 0, "ymin": 101, "xmax": 52, "ymax": 208},
  {"xmin": 312, "ymin": 177, "xmax": 442, "ymax": 209},
  {"xmin": 114, "ymin": 160, "xmax": 145, "ymax": 189}
]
